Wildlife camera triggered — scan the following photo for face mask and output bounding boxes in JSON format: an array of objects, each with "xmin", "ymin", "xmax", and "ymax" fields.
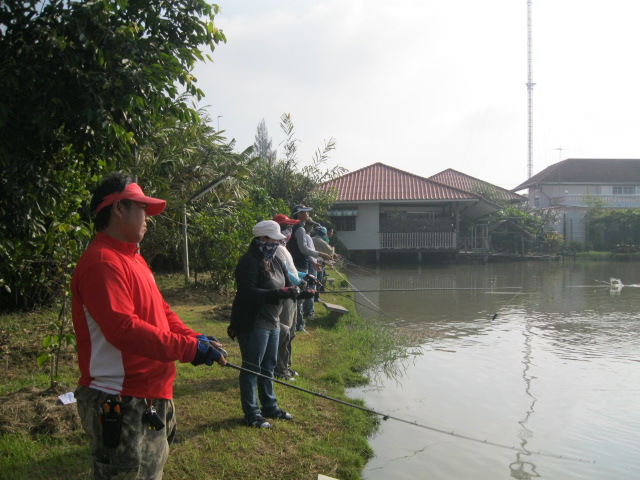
[
  {"xmin": 256, "ymin": 239, "xmax": 279, "ymax": 260},
  {"xmin": 279, "ymin": 228, "xmax": 293, "ymax": 245}
]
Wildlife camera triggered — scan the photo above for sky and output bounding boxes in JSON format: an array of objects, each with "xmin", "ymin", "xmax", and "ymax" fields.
[{"xmin": 192, "ymin": 0, "xmax": 640, "ymax": 191}]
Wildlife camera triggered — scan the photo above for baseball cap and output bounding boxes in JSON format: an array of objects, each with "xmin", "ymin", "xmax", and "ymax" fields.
[
  {"xmin": 291, "ymin": 204, "xmax": 313, "ymax": 218},
  {"xmin": 252, "ymin": 220, "xmax": 286, "ymax": 240},
  {"xmin": 272, "ymin": 214, "xmax": 300, "ymax": 225},
  {"xmin": 95, "ymin": 183, "xmax": 166, "ymax": 216}
]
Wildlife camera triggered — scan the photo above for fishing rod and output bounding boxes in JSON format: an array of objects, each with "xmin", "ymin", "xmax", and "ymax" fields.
[
  {"xmin": 326, "ymin": 287, "xmax": 523, "ymax": 293},
  {"xmin": 224, "ymin": 361, "xmax": 595, "ymax": 465},
  {"xmin": 323, "ymin": 287, "xmax": 396, "ymax": 320},
  {"xmin": 306, "ymin": 270, "xmax": 396, "ymax": 319}
]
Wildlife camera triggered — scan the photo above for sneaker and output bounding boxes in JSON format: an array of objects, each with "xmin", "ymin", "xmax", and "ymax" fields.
[
  {"xmin": 263, "ymin": 408, "xmax": 293, "ymax": 420},
  {"xmin": 275, "ymin": 373, "xmax": 294, "ymax": 382},
  {"xmin": 296, "ymin": 328, "xmax": 307, "ymax": 333},
  {"xmin": 247, "ymin": 416, "xmax": 272, "ymax": 428},
  {"xmin": 288, "ymin": 369, "xmax": 299, "ymax": 377}
]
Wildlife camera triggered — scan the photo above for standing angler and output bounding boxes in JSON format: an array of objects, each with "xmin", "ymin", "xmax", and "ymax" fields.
[{"xmin": 71, "ymin": 172, "xmax": 227, "ymax": 479}]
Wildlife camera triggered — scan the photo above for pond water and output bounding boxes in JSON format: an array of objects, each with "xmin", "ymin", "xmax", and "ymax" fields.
[{"xmin": 344, "ymin": 259, "xmax": 640, "ymax": 480}]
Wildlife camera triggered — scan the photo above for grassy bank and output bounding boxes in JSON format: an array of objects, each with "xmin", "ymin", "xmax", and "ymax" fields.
[
  {"xmin": 574, "ymin": 250, "xmax": 640, "ymax": 261},
  {"xmin": 0, "ymin": 269, "xmax": 405, "ymax": 480}
]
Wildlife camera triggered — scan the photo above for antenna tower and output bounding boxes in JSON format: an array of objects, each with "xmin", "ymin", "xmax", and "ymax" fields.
[{"xmin": 526, "ymin": 0, "xmax": 535, "ymax": 178}]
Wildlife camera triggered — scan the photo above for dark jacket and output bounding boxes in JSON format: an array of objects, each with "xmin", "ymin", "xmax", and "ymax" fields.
[
  {"xmin": 286, "ymin": 222, "xmax": 309, "ymax": 270},
  {"xmin": 229, "ymin": 241, "xmax": 292, "ymax": 334}
]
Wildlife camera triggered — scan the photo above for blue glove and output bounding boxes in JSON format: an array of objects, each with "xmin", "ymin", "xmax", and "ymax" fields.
[
  {"xmin": 191, "ymin": 340, "xmax": 222, "ymax": 366},
  {"xmin": 196, "ymin": 334, "xmax": 220, "ymax": 344}
]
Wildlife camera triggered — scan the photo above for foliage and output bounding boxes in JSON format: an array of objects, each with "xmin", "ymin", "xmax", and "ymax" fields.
[
  {"xmin": 128, "ymin": 110, "xmax": 257, "ymax": 277},
  {"xmin": 470, "ymin": 186, "xmax": 560, "ymax": 253},
  {"xmin": 187, "ymin": 187, "xmax": 289, "ymax": 289},
  {"xmin": 0, "ymin": 2, "xmax": 344, "ymax": 308},
  {"xmin": 251, "ymin": 113, "xmax": 344, "ymax": 222},
  {"xmin": 253, "ymin": 119, "xmax": 277, "ymax": 164},
  {"xmin": 0, "ymin": 0, "xmax": 224, "ymax": 309},
  {"xmin": 36, "ymin": 294, "xmax": 76, "ymax": 389},
  {"xmin": 0, "ymin": 0, "xmax": 225, "ymax": 164},
  {"xmin": 586, "ymin": 207, "xmax": 640, "ymax": 251},
  {"xmin": 0, "ymin": 151, "xmax": 93, "ymax": 309}
]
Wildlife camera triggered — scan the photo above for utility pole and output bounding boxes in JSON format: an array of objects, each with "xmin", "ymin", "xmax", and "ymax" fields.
[
  {"xmin": 182, "ymin": 176, "xmax": 229, "ymax": 284},
  {"xmin": 526, "ymin": 0, "xmax": 535, "ymax": 179}
]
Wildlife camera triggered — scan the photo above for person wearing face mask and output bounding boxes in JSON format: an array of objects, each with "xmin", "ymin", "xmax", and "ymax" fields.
[
  {"xmin": 271, "ymin": 214, "xmax": 308, "ymax": 381},
  {"xmin": 227, "ymin": 220, "xmax": 300, "ymax": 428}
]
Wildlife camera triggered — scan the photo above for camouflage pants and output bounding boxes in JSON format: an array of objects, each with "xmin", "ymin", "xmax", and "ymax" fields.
[{"xmin": 75, "ymin": 385, "xmax": 177, "ymax": 480}]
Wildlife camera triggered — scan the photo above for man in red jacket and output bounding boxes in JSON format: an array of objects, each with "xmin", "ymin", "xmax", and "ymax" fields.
[{"xmin": 72, "ymin": 172, "xmax": 226, "ymax": 479}]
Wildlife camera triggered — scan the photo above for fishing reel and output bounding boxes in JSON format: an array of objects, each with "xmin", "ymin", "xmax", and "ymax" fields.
[{"xmin": 305, "ymin": 274, "xmax": 321, "ymax": 286}]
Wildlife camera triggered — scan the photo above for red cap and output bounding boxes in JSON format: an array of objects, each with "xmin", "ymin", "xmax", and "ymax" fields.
[
  {"xmin": 95, "ymin": 183, "xmax": 166, "ymax": 216},
  {"xmin": 272, "ymin": 214, "xmax": 300, "ymax": 225}
]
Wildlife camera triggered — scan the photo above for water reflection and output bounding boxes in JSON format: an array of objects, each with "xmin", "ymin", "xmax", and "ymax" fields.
[{"xmin": 509, "ymin": 320, "xmax": 540, "ymax": 479}]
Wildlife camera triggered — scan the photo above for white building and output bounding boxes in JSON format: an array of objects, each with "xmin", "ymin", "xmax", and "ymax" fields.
[{"xmin": 513, "ymin": 158, "xmax": 640, "ymax": 245}]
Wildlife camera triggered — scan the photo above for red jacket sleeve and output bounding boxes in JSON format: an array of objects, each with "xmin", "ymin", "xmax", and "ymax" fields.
[{"xmin": 78, "ymin": 260, "xmax": 198, "ymax": 364}]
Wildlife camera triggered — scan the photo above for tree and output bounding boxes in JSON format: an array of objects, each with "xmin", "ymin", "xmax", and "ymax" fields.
[
  {"xmin": 252, "ymin": 113, "xmax": 344, "ymax": 220},
  {"xmin": 0, "ymin": 0, "xmax": 225, "ymax": 309},
  {"xmin": 471, "ymin": 185, "xmax": 559, "ymax": 254},
  {"xmin": 130, "ymin": 109, "xmax": 257, "ymax": 279},
  {"xmin": 253, "ymin": 119, "xmax": 277, "ymax": 164}
]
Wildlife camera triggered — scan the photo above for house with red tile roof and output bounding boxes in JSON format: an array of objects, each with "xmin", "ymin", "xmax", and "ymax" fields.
[
  {"xmin": 513, "ymin": 158, "xmax": 640, "ymax": 245},
  {"xmin": 429, "ymin": 168, "xmax": 525, "ymax": 203},
  {"xmin": 318, "ymin": 163, "xmax": 508, "ymax": 258}
]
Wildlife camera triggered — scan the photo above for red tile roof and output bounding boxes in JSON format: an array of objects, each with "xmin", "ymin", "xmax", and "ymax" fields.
[
  {"xmin": 429, "ymin": 168, "xmax": 525, "ymax": 202},
  {"xmin": 513, "ymin": 158, "xmax": 640, "ymax": 191},
  {"xmin": 318, "ymin": 163, "xmax": 481, "ymax": 202}
]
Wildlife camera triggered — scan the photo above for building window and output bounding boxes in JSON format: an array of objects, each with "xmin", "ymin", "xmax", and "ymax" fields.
[
  {"xmin": 613, "ymin": 186, "xmax": 636, "ymax": 195},
  {"xmin": 331, "ymin": 216, "xmax": 356, "ymax": 231},
  {"xmin": 329, "ymin": 208, "xmax": 357, "ymax": 231}
]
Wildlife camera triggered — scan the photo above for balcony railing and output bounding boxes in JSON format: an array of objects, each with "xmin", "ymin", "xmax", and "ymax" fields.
[
  {"xmin": 379, "ymin": 232, "xmax": 457, "ymax": 250},
  {"xmin": 552, "ymin": 194, "xmax": 640, "ymax": 208}
]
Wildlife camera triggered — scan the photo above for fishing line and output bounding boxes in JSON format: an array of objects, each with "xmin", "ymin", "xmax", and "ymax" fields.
[
  {"xmin": 497, "ymin": 287, "xmax": 524, "ymax": 312},
  {"xmin": 321, "ymin": 281, "xmax": 524, "ymax": 320},
  {"xmin": 330, "ymin": 267, "xmax": 383, "ymax": 314},
  {"xmin": 224, "ymin": 361, "xmax": 595, "ymax": 465},
  {"xmin": 333, "ymin": 257, "xmax": 379, "ymax": 274},
  {"xmin": 326, "ymin": 287, "xmax": 522, "ymax": 293},
  {"xmin": 322, "ymin": 287, "xmax": 396, "ymax": 320}
]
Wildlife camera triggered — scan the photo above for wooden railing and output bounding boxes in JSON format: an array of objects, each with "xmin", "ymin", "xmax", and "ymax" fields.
[{"xmin": 379, "ymin": 232, "xmax": 457, "ymax": 249}]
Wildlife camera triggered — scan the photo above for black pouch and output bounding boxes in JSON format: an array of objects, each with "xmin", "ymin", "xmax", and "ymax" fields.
[
  {"xmin": 100, "ymin": 396, "xmax": 123, "ymax": 448},
  {"xmin": 142, "ymin": 404, "xmax": 165, "ymax": 431}
]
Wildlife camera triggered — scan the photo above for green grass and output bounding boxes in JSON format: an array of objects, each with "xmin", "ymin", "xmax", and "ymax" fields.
[
  {"xmin": 0, "ymin": 268, "xmax": 406, "ymax": 480},
  {"xmin": 575, "ymin": 250, "xmax": 640, "ymax": 261}
]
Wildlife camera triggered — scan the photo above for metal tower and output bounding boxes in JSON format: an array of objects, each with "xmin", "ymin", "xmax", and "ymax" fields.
[{"xmin": 526, "ymin": 0, "xmax": 535, "ymax": 178}]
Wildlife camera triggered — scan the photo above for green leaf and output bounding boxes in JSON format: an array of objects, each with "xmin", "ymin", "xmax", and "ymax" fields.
[{"xmin": 37, "ymin": 353, "xmax": 52, "ymax": 367}]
